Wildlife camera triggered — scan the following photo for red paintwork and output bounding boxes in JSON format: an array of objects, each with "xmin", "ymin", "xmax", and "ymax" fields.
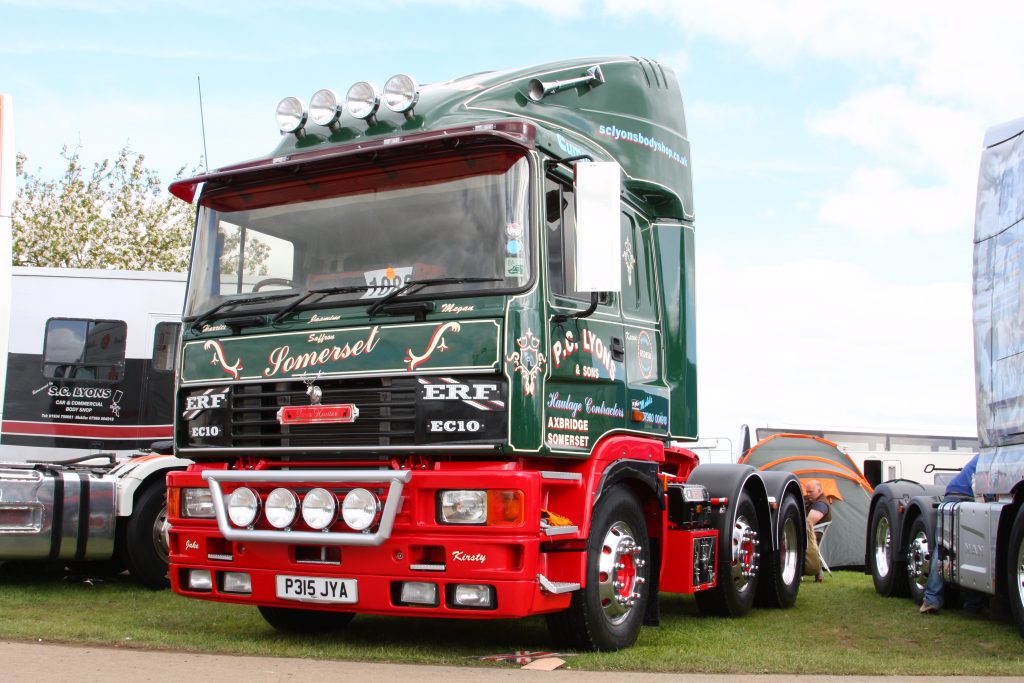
[{"xmin": 167, "ymin": 436, "xmax": 717, "ymax": 618}]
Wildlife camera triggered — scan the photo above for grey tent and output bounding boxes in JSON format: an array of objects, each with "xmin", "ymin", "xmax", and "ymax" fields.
[{"xmin": 739, "ymin": 433, "xmax": 874, "ymax": 568}]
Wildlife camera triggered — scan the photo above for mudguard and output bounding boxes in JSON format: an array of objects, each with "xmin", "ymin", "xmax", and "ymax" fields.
[
  {"xmin": 757, "ymin": 470, "xmax": 806, "ymax": 542},
  {"xmin": 687, "ymin": 464, "xmax": 772, "ymax": 549}
]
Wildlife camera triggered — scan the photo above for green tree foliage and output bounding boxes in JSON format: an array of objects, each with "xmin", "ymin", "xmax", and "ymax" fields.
[{"xmin": 12, "ymin": 146, "xmax": 198, "ymax": 271}]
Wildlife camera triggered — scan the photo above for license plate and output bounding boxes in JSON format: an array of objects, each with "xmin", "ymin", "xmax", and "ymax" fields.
[{"xmin": 275, "ymin": 575, "xmax": 358, "ymax": 604}]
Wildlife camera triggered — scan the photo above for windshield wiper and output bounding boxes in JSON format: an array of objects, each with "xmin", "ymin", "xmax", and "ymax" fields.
[
  {"xmin": 190, "ymin": 292, "xmax": 297, "ymax": 333},
  {"xmin": 271, "ymin": 285, "xmax": 375, "ymax": 324},
  {"xmin": 366, "ymin": 277, "xmax": 501, "ymax": 318}
]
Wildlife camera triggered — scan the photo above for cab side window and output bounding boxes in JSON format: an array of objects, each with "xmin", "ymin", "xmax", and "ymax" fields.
[
  {"xmin": 545, "ymin": 176, "xmax": 584, "ymax": 300},
  {"xmin": 152, "ymin": 322, "xmax": 181, "ymax": 373},
  {"xmin": 43, "ymin": 318, "xmax": 127, "ymax": 382}
]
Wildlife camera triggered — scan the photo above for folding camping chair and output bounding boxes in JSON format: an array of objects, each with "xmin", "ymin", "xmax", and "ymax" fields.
[{"xmin": 813, "ymin": 521, "xmax": 834, "ymax": 577}]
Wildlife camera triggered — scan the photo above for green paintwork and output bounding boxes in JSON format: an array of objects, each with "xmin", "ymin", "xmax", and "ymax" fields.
[
  {"xmin": 175, "ymin": 56, "xmax": 699, "ymax": 458},
  {"xmin": 181, "ymin": 320, "xmax": 500, "ymax": 384}
]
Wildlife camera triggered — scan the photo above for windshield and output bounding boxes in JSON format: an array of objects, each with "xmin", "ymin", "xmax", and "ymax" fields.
[{"xmin": 185, "ymin": 149, "xmax": 531, "ymax": 318}]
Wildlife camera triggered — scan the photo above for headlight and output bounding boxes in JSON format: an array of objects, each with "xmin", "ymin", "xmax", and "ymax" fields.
[
  {"xmin": 439, "ymin": 490, "xmax": 487, "ymax": 524},
  {"xmin": 183, "ymin": 487, "xmax": 215, "ymax": 518},
  {"xmin": 341, "ymin": 487, "xmax": 379, "ymax": 531},
  {"xmin": 682, "ymin": 484, "xmax": 709, "ymax": 503},
  {"xmin": 383, "ymin": 74, "xmax": 419, "ymax": 114},
  {"xmin": 309, "ymin": 88, "xmax": 343, "ymax": 129},
  {"xmin": 265, "ymin": 488, "xmax": 298, "ymax": 529},
  {"xmin": 346, "ymin": 81, "xmax": 380, "ymax": 121},
  {"xmin": 302, "ymin": 487, "xmax": 338, "ymax": 530},
  {"xmin": 227, "ymin": 486, "xmax": 260, "ymax": 527},
  {"xmin": 275, "ymin": 96, "xmax": 307, "ymax": 134}
]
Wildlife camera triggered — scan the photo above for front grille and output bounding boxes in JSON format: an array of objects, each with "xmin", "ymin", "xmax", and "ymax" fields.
[{"xmin": 230, "ymin": 377, "xmax": 417, "ymax": 449}]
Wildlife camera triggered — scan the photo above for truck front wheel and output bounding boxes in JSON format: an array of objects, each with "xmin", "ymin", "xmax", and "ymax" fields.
[
  {"xmin": 695, "ymin": 490, "xmax": 761, "ymax": 617},
  {"xmin": 905, "ymin": 515, "xmax": 932, "ymax": 605},
  {"xmin": 258, "ymin": 606, "xmax": 355, "ymax": 633},
  {"xmin": 121, "ymin": 480, "xmax": 170, "ymax": 590},
  {"xmin": 870, "ymin": 502, "xmax": 907, "ymax": 597},
  {"xmin": 545, "ymin": 485, "xmax": 650, "ymax": 651},
  {"xmin": 1007, "ymin": 504, "xmax": 1024, "ymax": 638}
]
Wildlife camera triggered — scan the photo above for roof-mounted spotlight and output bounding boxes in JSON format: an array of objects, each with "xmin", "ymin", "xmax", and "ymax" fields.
[
  {"xmin": 346, "ymin": 81, "xmax": 381, "ymax": 126},
  {"xmin": 309, "ymin": 88, "xmax": 343, "ymax": 131},
  {"xmin": 276, "ymin": 96, "xmax": 308, "ymax": 138},
  {"xmin": 527, "ymin": 65, "xmax": 605, "ymax": 103},
  {"xmin": 383, "ymin": 74, "xmax": 420, "ymax": 119}
]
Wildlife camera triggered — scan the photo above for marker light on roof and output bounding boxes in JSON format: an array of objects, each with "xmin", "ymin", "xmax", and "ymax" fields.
[
  {"xmin": 275, "ymin": 96, "xmax": 307, "ymax": 136},
  {"xmin": 346, "ymin": 81, "xmax": 380, "ymax": 123},
  {"xmin": 309, "ymin": 89, "xmax": 343, "ymax": 130},
  {"xmin": 383, "ymin": 74, "xmax": 420, "ymax": 116}
]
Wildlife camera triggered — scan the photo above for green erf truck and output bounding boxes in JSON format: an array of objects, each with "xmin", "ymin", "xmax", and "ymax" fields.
[{"xmin": 165, "ymin": 57, "xmax": 805, "ymax": 650}]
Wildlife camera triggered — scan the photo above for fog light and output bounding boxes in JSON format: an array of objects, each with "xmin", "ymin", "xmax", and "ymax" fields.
[
  {"xmin": 302, "ymin": 487, "xmax": 337, "ymax": 530},
  {"xmin": 275, "ymin": 96, "xmax": 307, "ymax": 135},
  {"xmin": 228, "ymin": 486, "xmax": 260, "ymax": 528},
  {"xmin": 188, "ymin": 569, "xmax": 213, "ymax": 591},
  {"xmin": 400, "ymin": 581, "xmax": 438, "ymax": 605},
  {"xmin": 222, "ymin": 571, "xmax": 252, "ymax": 594},
  {"xmin": 309, "ymin": 88, "xmax": 343, "ymax": 129},
  {"xmin": 453, "ymin": 584, "xmax": 493, "ymax": 608},
  {"xmin": 265, "ymin": 488, "xmax": 298, "ymax": 529},
  {"xmin": 439, "ymin": 490, "xmax": 487, "ymax": 524},
  {"xmin": 383, "ymin": 74, "xmax": 419, "ymax": 115},
  {"xmin": 346, "ymin": 81, "xmax": 380, "ymax": 121},
  {"xmin": 183, "ymin": 487, "xmax": 215, "ymax": 518},
  {"xmin": 342, "ymin": 488, "xmax": 379, "ymax": 531}
]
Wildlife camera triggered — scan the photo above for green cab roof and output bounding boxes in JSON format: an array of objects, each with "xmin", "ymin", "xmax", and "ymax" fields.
[{"xmin": 171, "ymin": 56, "xmax": 692, "ymax": 220}]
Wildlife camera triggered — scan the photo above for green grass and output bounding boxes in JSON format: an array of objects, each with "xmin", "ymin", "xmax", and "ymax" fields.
[{"xmin": 0, "ymin": 567, "xmax": 1021, "ymax": 674}]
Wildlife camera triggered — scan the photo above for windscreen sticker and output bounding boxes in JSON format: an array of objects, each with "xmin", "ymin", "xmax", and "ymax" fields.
[
  {"xmin": 361, "ymin": 266, "xmax": 413, "ymax": 299},
  {"xmin": 506, "ymin": 222, "xmax": 523, "ymax": 239},
  {"xmin": 505, "ymin": 258, "xmax": 525, "ymax": 277}
]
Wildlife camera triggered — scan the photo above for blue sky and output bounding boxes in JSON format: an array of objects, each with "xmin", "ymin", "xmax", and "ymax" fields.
[{"xmin": 4, "ymin": 1, "xmax": 1021, "ymax": 447}]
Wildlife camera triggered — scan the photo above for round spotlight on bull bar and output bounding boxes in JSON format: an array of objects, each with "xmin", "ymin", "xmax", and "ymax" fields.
[
  {"xmin": 342, "ymin": 487, "xmax": 380, "ymax": 531},
  {"xmin": 302, "ymin": 487, "xmax": 338, "ymax": 530},
  {"xmin": 265, "ymin": 487, "xmax": 299, "ymax": 529},
  {"xmin": 383, "ymin": 74, "xmax": 419, "ymax": 117},
  {"xmin": 346, "ymin": 81, "xmax": 380, "ymax": 124},
  {"xmin": 227, "ymin": 487, "xmax": 260, "ymax": 528},
  {"xmin": 275, "ymin": 96, "xmax": 308, "ymax": 137},
  {"xmin": 309, "ymin": 88, "xmax": 343, "ymax": 130}
]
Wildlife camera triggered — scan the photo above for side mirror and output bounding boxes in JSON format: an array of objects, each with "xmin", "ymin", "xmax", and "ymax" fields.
[{"xmin": 573, "ymin": 161, "xmax": 622, "ymax": 294}]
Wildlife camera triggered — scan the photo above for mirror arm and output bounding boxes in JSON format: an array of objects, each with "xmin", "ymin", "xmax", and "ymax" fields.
[
  {"xmin": 552, "ymin": 292, "xmax": 600, "ymax": 324},
  {"xmin": 543, "ymin": 153, "xmax": 594, "ymax": 172}
]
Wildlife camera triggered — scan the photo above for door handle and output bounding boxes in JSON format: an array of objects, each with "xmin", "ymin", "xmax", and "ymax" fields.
[{"xmin": 611, "ymin": 336, "xmax": 625, "ymax": 362}]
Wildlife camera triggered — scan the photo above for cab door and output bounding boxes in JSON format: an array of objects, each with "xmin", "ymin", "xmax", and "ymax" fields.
[{"xmin": 543, "ymin": 175, "xmax": 627, "ymax": 455}]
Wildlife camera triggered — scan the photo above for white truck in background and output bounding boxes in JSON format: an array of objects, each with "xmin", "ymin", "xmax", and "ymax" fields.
[
  {"xmin": 866, "ymin": 117, "xmax": 1024, "ymax": 637},
  {"xmin": 0, "ymin": 93, "xmax": 189, "ymax": 588}
]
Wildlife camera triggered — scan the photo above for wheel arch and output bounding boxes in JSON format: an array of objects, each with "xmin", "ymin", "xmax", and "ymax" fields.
[
  {"xmin": 757, "ymin": 470, "xmax": 805, "ymax": 553},
  {"xmin": 114, "ymin": 455, "xmax": 191, "ymax": 517},
  {"xmin": 687, "ymin": 464, "xmax": 773, "ymax": 549}
]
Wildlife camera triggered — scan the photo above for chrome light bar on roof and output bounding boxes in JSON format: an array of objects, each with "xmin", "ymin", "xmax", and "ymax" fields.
[{"xmin": 275, "ymin": 74, "xmax": 420, "ymax": 137}]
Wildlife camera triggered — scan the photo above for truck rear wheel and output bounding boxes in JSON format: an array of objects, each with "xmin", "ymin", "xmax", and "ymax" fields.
[
  {"xmin": 258, "ymin": 606, "xmax": 355, "ymax": 633},
  {"xmin": 1007, "ymin": 504, "xmax": 1024, "ymax": 638},
  {"xmin": 905, "ymin": 515, "xmax": 932, "ymax": 605},
  {"xmin": 757, "ymin": 492, "xmax": 802, "ymax": 608},
  {"xmin": 695, "ymin": 490, "xmax": 761, "ymax": 616},
  {"xmin": 870, "ymin": 502, "xmax": 907, "ymax": 597},
  {"xmin": 545, "ymin": 485, "xmax": 650, "ymax": 651},
  {"xmin": 121, "ymin": 480, "xmax": 170, "ymax": 590}
]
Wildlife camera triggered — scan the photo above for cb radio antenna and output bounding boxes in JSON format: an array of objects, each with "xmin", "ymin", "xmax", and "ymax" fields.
[{"xmin": 197, "ymin": 76, "xmax": 210, "ymax": 172}]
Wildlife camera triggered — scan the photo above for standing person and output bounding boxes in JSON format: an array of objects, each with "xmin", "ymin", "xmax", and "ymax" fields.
[
  {"xmin": 803, "ymin": 479, "xmax": 831, "ymax": 581},
  {"xmin": 920, "ymin": 454, "xmax": 983, "ymax": 614}
]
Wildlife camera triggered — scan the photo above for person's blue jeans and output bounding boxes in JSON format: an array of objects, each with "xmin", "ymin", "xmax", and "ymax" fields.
[{"xmin": 923, "ymin": 493, "xmax": 987, "ymax": 611}]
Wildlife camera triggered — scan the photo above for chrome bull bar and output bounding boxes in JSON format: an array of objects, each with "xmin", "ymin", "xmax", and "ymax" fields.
[{"xmin": 202, "ymin": 469, "xmax": 413, "ymax": 546}]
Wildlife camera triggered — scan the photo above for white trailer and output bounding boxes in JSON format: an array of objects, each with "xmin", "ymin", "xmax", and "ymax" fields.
[{"xmin": 0, "ymin": 94, "xmax": 189, "ymax": 588}]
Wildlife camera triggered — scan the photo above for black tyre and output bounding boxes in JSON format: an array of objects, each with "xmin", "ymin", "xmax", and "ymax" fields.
[
  {"xmin": 546, "ymin": 486, "xmax": 651, "ymax": 651},
  {"xmin": 870, "ymin": 501, "xmax": 908, "ymax": 597},
  {"xmin": 756, "ymin": 492, "xmax": 802, "ymax": 608},
  {"xmin": 905, "ymin": 515, "xmax": 932, "ymax": 605},
  {"xmin": 121, "ymin": 480, "xmax": 170, "ymax": 590},
  {"xmin": 1007, "ymin": 504, "xmax": 1024, "ymax": 638},
  {"xmin": 695, "ymin": 489, "xmax": 761, "ymax": 617},
  {"xmin": 258, "ymin": 606, "xmax": 355, "ymax": 633}
]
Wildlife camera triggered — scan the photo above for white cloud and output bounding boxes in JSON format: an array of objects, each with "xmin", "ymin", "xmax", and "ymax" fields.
[
  {"xmin": 696, "ymin": 253, "xmax": 977, "ymax": 441},
  {"xmin": 817, "ymin": 167, "xmax": 972, "ymax": 237}
]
